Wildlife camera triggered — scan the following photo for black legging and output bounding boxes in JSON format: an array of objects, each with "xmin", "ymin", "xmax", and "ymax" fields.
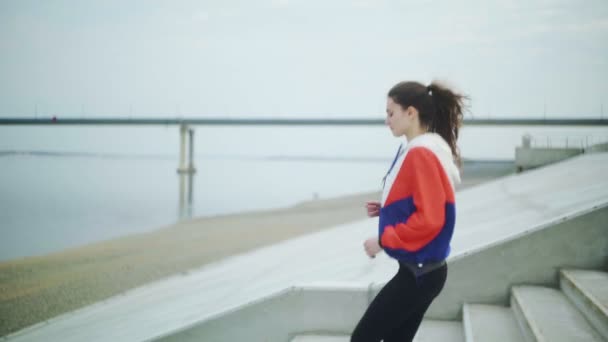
[{"xmin": 351, "ymin": 262, "xmax": 448, "ymax": 342}]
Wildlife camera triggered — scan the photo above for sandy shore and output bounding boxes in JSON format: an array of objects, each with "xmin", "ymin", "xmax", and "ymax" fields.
[{"xmin": 0, "ymin": 161, "xmax": 513, "ymax": 337}]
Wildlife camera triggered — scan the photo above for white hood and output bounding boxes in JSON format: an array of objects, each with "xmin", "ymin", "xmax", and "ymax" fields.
[
  {"xmin": 407, "ymin": 132, "xmax": 462, "ymax": 189},
  {"xmin": 381, "ymin": 133, "xmax": 461, "ymax": 206}
]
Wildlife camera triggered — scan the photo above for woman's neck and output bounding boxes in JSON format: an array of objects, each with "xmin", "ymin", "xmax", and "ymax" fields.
[{"xmin": 405, "ymin": 127, "xmax": 428, "ymax": 143}]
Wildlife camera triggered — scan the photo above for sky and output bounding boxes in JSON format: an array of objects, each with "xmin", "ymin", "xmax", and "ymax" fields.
[{"xmin": 1, "ymin": 0, "xmax": 607, "ymax": 119}]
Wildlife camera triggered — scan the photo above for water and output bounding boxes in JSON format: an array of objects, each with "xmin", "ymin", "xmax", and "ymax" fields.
[{"xmin": 1, "ymin": 124, "xmax": 607, "ymax": 261}]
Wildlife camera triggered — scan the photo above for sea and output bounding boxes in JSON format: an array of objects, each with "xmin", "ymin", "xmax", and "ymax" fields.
[{"xmin": 1, "ymin": 124, "xmax": 607, "ymax": 261}]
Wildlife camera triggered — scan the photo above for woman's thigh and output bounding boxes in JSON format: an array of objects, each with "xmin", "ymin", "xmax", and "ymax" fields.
[
  {"xmin": 351, "ymin": 268, "xmax": 421, "ymax": 342},
  {"xmin": 384, "ymin": 265, "xmax": 448, "ymax": 342}
]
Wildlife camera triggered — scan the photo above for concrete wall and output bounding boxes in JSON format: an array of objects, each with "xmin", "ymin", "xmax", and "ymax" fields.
[
  {"xmin": 585, "ymin": 142, "xmax": 608, "ymax": 153},
  {"xmin": 154, "ymin": 286, "xmax": 370, "ymax": 342},
  {"xmin": 423, "ymin": 204, "xmax": 608, "ymax": 320},
  {"xmin": 515, "ymin": 147, "xmax": 583, "ymax": 171}
]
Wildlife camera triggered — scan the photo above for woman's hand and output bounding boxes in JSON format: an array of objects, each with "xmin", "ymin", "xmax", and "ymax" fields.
[
  {"xmin": 365, "ymin": 201, "xmax": 381, "ymax": 217},
  {"xmin": 364, "ymin": 237, "xmax": 382, "ymax": 258}
]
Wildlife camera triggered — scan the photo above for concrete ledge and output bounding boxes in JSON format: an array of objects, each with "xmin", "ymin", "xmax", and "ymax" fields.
[{"xmin": 515, "ymin": 147, "xmax": 583, "ymax": 171}]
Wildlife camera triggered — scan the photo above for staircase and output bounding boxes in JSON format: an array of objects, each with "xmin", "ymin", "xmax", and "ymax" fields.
[{"xmin": 290, "ymin": 269, "xmax": 608, "ymax": 342}]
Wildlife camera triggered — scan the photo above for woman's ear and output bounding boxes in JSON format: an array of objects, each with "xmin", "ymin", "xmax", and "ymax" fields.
[
  {"xmin": 407, "ymin": 106, "xmax": 419, "ymax": 119},
  {"xmin": 404, "ymin": 106, "xmax": 414, "ymax": 119}
]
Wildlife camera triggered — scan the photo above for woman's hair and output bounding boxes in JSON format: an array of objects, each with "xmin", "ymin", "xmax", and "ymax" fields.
[{"xmin": 388, "ymin": 81, "xmax": 467, "ymax": 164}]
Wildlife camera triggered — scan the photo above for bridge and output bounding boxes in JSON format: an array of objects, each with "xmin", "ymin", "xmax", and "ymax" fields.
[
  {"xmin": 2, "ymin": 116, "xmax": 606, "ymax": 175},
  {"xmin": 0, "ymin": 117, "xmax": 607, "ymax": 126}
]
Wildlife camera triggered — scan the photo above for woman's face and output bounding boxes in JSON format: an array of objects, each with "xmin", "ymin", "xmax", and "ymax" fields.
[{"xmin": 385, "ymin": 97, "xmax": 410, "ymax": 137}]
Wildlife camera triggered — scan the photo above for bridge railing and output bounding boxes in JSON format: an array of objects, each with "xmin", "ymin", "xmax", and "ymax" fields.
[{"xmin": 527, "ymin": 135, "xmax": 608, "ymax": 149}]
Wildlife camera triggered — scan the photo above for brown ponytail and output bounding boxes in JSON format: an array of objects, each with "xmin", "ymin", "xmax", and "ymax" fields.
[{"xmin": 388, "ymin": 80, "xmax": 467, "ymax": 164}]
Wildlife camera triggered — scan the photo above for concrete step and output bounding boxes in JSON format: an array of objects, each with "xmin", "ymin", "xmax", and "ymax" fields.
[
  {"xmin": 414, "ymin": 320, "xmax": 464, "ymax": 341},
  {"xmin": 511, "ymin": 286, "xmax": 603, "ymax": 342},
  {"xmin": 290, "ymin": 320, "xmax": 464, "ymax": 342},
  {"xmin": 560, "ymin": 269, "xmax": 608, "ymax": 341},
  {"xmin": 462, "ymin": 304, "xmax": 524, "ymax": 342},
  {"xmin": 291, "ymin": 336, "xmax": 347, "ymax": 342}
]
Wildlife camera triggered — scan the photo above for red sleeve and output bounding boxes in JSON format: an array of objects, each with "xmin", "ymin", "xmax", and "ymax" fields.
[{"xmin": 380, "ymin": 147, "xmax": 447, "ymax": 252}]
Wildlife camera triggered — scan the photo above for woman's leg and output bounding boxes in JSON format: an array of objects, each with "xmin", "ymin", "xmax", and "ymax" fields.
[
  {"xmin": 350, "ymin": 264, "xmax": 422, "ymax": 342},
  {"xmin": 383, "ymin": 264, "xmax": 448, "ymax": 342},
  {"xmin": 383, "ymin": 305, "xmax": 427, "ymax": 342}
]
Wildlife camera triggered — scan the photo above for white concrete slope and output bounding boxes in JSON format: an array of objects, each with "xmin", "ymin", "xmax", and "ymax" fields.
[{"xmin": 4, "ymin": 153, "xmax": 608, "ymax": 342}]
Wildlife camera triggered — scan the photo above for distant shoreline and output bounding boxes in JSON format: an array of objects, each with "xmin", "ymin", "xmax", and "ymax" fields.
[{"xmin": 0, "ymin": 158, "xmax": 515, "ymax": 262}]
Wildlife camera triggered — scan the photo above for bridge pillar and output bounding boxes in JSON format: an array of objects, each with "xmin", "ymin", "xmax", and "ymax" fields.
[
  {"xmin": 177, "ymin": 124, "xmax": 196, "ymax": 174},
  {"xmin": 177, "ymin": 124, "xmax": 188, "ymax": 173},
  {"xmin": 188, "ymin": 128, "xmax": 196, "ymax": 173}
]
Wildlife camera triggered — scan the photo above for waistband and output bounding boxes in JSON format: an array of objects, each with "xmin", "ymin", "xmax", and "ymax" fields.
[{"xmin": 399, "ymin": 260, "xmax": 446, "ymax": 278}]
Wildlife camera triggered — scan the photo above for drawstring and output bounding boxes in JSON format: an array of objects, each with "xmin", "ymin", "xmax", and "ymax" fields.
[{"xmin": 382, "ymin": 144, "xmax": 403, "ymax": 189}]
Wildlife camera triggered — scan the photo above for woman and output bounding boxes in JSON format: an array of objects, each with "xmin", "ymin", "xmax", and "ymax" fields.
[{"xmin": 351, "ymin": 81, "xmax": 465, "ymax": 342}]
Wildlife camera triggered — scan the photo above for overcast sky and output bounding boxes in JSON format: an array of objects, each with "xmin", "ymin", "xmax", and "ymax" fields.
[{"xmin": 1, "ymin": 0, "xmax": 607, "ymax": 118}]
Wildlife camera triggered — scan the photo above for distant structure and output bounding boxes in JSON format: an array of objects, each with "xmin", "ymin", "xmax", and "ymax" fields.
[{"xmin": 516, "ymin": 134, "xmax": 608, "ymax": 172}]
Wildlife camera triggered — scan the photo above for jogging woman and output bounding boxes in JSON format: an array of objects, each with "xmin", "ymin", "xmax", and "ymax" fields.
[{"xmin": 351, "ymin": 81, "xmax": 466, "ymax": 342}]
